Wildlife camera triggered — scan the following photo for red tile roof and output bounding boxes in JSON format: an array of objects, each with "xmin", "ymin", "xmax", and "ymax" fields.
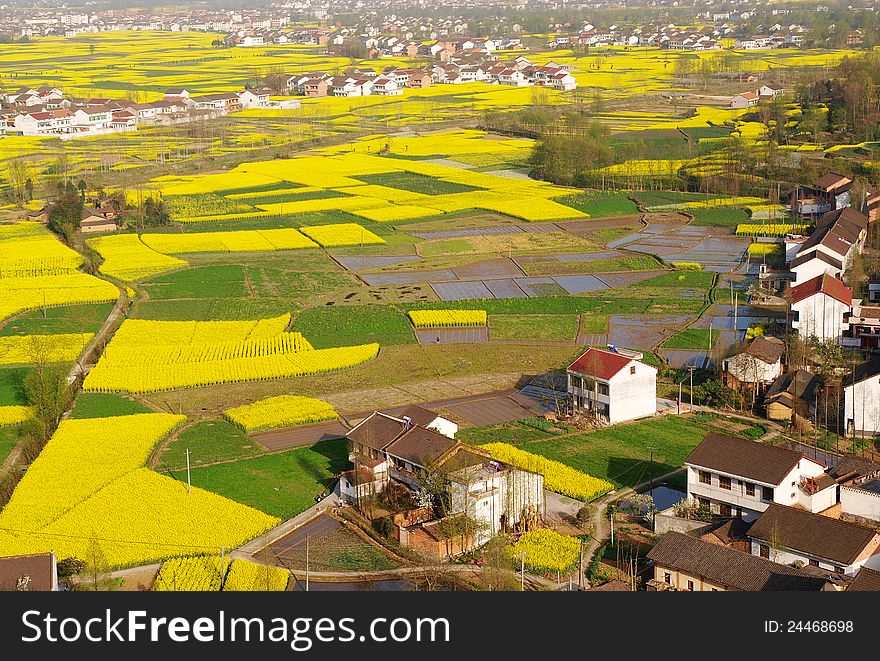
[
  {"xmin": 567, "ymin": 347, "xmax": 633, "ymax": 380},
  {"xmin": 788, "ymin": 273, "xmax": 852, "ymax": 306}
]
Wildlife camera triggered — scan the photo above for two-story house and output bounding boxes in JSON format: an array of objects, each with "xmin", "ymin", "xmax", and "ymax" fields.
[
  {"xmin": 748, "ymin": 504, "xmax": 880, "ymax": 576},
  {"xmin": 793, "ymin": 173, "xmax": 852, "ymax": 218},
  {"xmin": 842, "ymin": 355, "xmax": 880, "ymax": 437},
  {"xmin": 685, "ymin": 433, "xmax": 828, "ymax": 520},
  {"xmin": 567, "ymin": 347, "xmax": 657, "ymax": 424},
  {"xmin": 788, "ymin": 273, "xmax": 852, "ymax": 342}
]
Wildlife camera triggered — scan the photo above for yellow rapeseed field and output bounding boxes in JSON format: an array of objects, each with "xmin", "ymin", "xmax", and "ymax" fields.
[
  {"xmin": 140, "ymin": 228, "xmax": 318, "ymax": 254},
  {"xmin": 223, "ymin": 559, "xmax": 290, "ymax": 591},
  {"xmin": 0, "ymin": 413, "xmax": 280, "ymax": 567},
  {"xmin": 82, "ymin": 316, "xmax": 379, "ymax": 393},
  {"xmin": 87, "ymin": 234, "xmax": 188, "ymax": 281},
  {"xmin": 0, "ymin": 273, "xmax": 119, "ymax": 325},
  {"xmin": 299, "ymin": 223, "xmax": 385, "ymax": 247},
  {"xmin": 225, "ymin": 395, "xmax": 338, "ymax": 433},
  {"xmin": 408, "ymin": 310, "xmax": 487, "ymax": 328},
  {"xmin": 0, "ymin": 405, "xmax": 34, "ymax": 426},
  {"xmin": 0, "ymin": 333, "xmax": 93, "ymax": 365}
]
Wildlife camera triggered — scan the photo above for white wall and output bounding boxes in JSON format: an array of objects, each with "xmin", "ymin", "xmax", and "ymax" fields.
[
  {"xmin": 791, "ymin": 293, "xmax": 850, "ymax": 341},
  {"xmin": 428, "ymin": 416, "xmax": 458, "ymax": 439},
  {"xmin": 724, "ymin": 353, "xmax": 781, "ymax": 384},
  {"xmin": 607, "ymin": 361, "xmax": 657, "ymax": 424},
  {"xmin": 791, "ymin": 256, "xmax": 841, "ymax": 284},
  {"xmin": 841, "ymin": 485, "xmax": 880, "ymax": 523},
  {"xmin": 749, "ymin": 540, "xmax": 858, "ymax": 575},
  {"xmin": 844, "ymin": 376, "xmax": 880, "ymax": 436}
]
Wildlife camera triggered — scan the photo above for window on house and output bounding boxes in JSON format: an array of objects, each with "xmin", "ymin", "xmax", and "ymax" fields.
[
  {"xmin": 630, "ymin": 366, "xmax": 636, "ymax": 375},
  {"xmin": 719, "ymin": 504, "xmax": 732, "ymax": 517},
  {"xmin": 760, "ymin": 545, "xmax": 770, "ymax": 559},
  {"xmin": 719, "ymin": 476, "xmax": 731, "ymax": 490},
  {"xmin": 598, "ymin": 383, "xmax": 609, "ymax": 396},
  {"xmin": 809, "ymin": 559, "xmax": 819, "ymax": 567},
  {"xmin": 763, "ymin": 486, "xmax": 774, "ymax": 501},
  {"xmin": 687, "ymin": 580, "xmax": 694, "ymax": 591},
  {"xmin": 745, "ymin": 482, "xmax": 755, "ymax": 497},
  {"xmin": 699, "ymin": 471, "xmax": 711, "ymax": 485},
  {"xmin": 664, "ymin": 572, "xmax": 671, "ymax": 584}
]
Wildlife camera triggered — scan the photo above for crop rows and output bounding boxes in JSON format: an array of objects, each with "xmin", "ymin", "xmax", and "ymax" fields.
[
  {"xmin": 225, "ymin": 395, "xmax": 338, "ymax": 433},
  {"xmin": 408, "ymin": 310, "xmax": 487, "ymax": 328}
]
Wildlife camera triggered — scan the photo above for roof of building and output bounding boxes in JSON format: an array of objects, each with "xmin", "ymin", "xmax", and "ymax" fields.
[
  {"xmin": 394, "ymin": 404, "xmax": 439, "ymax": 428},
  {"xmin": 749, "ymin": 504, "xmax": 878, "ymax": 566},
  {"xmin": 685, "ymin": 432, "xmax": 814, "ymax": 484},
  {"xmin": 847, "ymin": 566, "xmax": 880, "ymax": 591},
  {"xmin": 346, "ymin": 412, "xmax": 407, "ymax": 452},
  {"xmin": 787, "ymin": 273, "xmax": 852, "ymax": 306},
  {"xmin": 765, "ymin": 370, "xmax": 818, "ymax": 405},
  {"xmin": 743, "ymin": 335, "xmax": 785, "ymax": 364},
  {"xmin": 567, "ymin": 347, "xmax": 636, "ymax": 380},
  {"xmin": 385, "ymin": 426, "xmax": 458, "ymax": 467},
  {"xmin": 827, "ymin": 456, "xmax": 880, "ymax": 482},
  {"xmin": 647, "ymin": 532, "xmax": 828, "ymax": 591},
  {"xmin": 0, "ymin": 552, "xmax": 55, "ymax": 591},
  {"xmin": 702, "ymin": 517, "xmax": 753, "ymax": 545},
  {"xmin": 813, "ymin": 172, "xmax": 852, "ymax": 192},
  {"xmin": 842, "ymin": 355, "xmax": 880, "ymax": 387},
  {"xmin": 789, "ymin": 250, "xmax": 843, "ymax": 271}
]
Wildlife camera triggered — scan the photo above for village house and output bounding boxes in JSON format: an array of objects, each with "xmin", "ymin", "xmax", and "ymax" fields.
[
  {"xmin": 566, "ymin": 347, "xmax": 657, "ymax": 424},
  {"xmin": 748, "ymin": 504, "xmax": 880, "ymax": 576},
  {"xmin": 0, "ymin": 552, "xmax": 59, "ymax": 591},
  {"xmin": 302, "ymin": 78, "xmax": 329, "ymax": 98},
  {"xmin": 722, "ymin": 335, "xmax": 785, "ymax": 391},
  {"xmin": 792, "ymin": 208, "xmax": 867, "ymax": 279},
  {"xmin": 842, "ymin": 356, "xmax": 880, "ymax": 437},
  {"xmin": 835, "ymin": 458, "xmax": 880, "ymax": 525},
  {"xmin": 758, "ymin": 84, "xmax": 785, "ymax": 98},
  {"xmin": 80, "ymin": 205, "xmax": 117, "ymax": 233},
  {"xmin": 371, "ymin": 77, "xmax": 402, "ymax": 96},
  {"xmin": 847, "ymin": 566, "xmax": 880, "ymax": 590},
  {"xmin": 237, "ymin": 88, "xmax": 271, "ymax": 108},
  {"xmin": 729, "ymin": 91, "xmax": 760, "ymax": 109},
  {"xmin": 764, "ymin": 369, "xmax": 818, "ymax": 424},
  {"xmin": 342, "ymin": 408, "xmax": 542, "ymax": 553},
  {"xmin": 646, "ymin": 531, "xmax": 830, "ymax": 591},
  {"xmin": 843, "ymin": 299, "xmax": 880, "ymax": 349},
  {"xmin": 866, "ymin": 188, "xmax": 880, "ymax": 223},
  {"xmin": 793, "ymin": 172, "xmax": 853, "ymax": 218},
  {"xmin": 685, "ymin": 432, "xmax": 829, "ymax": 521},
  {"xmin": 787, "ymin": 273, "xmax": 852, "ymax": 342}
]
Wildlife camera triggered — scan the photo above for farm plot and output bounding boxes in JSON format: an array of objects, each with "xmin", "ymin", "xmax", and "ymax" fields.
[
  {"xmin": 88, "ymin": 234, "xmax": 188, "ymax": 281},
  {"xmin": 82, "ymin": 314, "xmax": 380, "ymax": 394},
  {"xmin": 0, "ymin": 411, "xmax": 280, "ymax": 567},
  {"xmin": 0, "ymin": 333, "xmax": 93, "ymax": 365},
  {"xmin": 140, "ymin": 228, "xmax": 318, "ymax": 254},
  {"xmin": 0, "ymin": 222, "xmax": 82, "ymax": 276}
]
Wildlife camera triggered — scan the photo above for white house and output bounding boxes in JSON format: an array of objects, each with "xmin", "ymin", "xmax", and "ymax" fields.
[
  {"xmin": 685, "ymin": 432, "xmax": 829, "ymax": 521},
  {"xmin": 789, "ymin": 250, "xmax": 844, "ymax": 284},
  {"xmin": 748, "ymin": 504, "xmax": 880, "ymax": 576},
  {"xmin": 758, "ymin": 84, "xmax": 785, "ymax": 98},
  {"xmin": 788, "ymin": 273, "xmax": 852, "ymax": 342},
  {"xmin": 722, "ymin": 335, "xmax": 785, "ymax": 387},
  {"xmin": 843, "ymin": 356, "xmax": 880, "ymax": 437},
  {"xmin": 237, "ymin": 88, "xmax": 270, "ymax": 108},
  {"xmin": 371, "ymin": 77, "xmax": 402, "ymax": 96},
  {"xmin": 567, "ymin": 347, "xmax": 657, "ymax": 424},
  {"xmin": 730, "ymin": 91, "xmax": 759, "ymax": 108},
  {"xmin": 793, "ymin": 208, "xmax": 867, "ymax": 274}
]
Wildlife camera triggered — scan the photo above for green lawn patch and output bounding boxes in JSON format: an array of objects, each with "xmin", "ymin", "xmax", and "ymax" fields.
[
  {"xmin": 640, "ymin": 270, "xmax": 715, "ymax": 289},
  {"xmin": 633, "ymin": 190, "xmax": 726, "ymax": 208},
  {"xmin": 0, "ymin": 367, "xmax": 28, "ymax": 406},
  {"xmin": 0, "ymin": 303, "xmax": 114, "ymax": 337},
  {"xmin": 490, "ymin": 314, "xmax": 579, "ymax": 341},
  {"xmin": 294, "ymin": 305, "xmax": 415, "ymax": 348},
  {"xmin": 660, "ymin": 328, "xmax": 718, "ymax": 349},
  {"xmin": 507, "ymin": 415, "xmax": 708, "ymax": 488},
  {"xmin": 555, "ymin": 191, "xmax": 639, "ymax": 217},
  {"xmin": 159, "ymin": 419, "xmax": 265, "ymax": 470},
  {"xmin": 70, "ymin": 393, "xmax": 152, "ymax": 419},
  {"xmin": 580, "ymin": 314, "xmax": 609, "ymax": 334},
  {"xmin": 170, "ymin": 439, "xmax": 349, "ymax": 519},
  {"xmin": 520, "ymin": 255, "xmax": 660, "ymax": 276},
  {"xmin": 356, "ymin": 172, "xmax": 481, "ymax": 195},
  {"xmin": 687, "ymin": 207, "xmax": 750, "ymax": 227},
  {"xmin": 141, "ymin": 265, "xmax": 250, "ymax": 300},
  {"xmin": 135, "ymin": 298, "xmax": 301, "ymax": 321},
  {"xmin": 0, "ymin": 425, "xmax": 19, "ymax": 467}
]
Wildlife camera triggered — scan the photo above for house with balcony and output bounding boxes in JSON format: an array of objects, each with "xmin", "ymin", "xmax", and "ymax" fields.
[
  {"xmin": 343, "ymin": 407, "xmax": 542, "ymax": 550},
  {"xmin": 684, "ymin": 432, "xmax": 828, "ymax": 521},
  {"xmin": 748, "ymin": 504, "xmax": 880, "ymax": 576},
  {"xmin": 792, "ymin": 173, "xmax": 852, "ymax": 218},
  {"xmin": 567, "ymin": 347, "xmax": 657, "ymax": 424},
  {"xmin": 646, "ymin": 531, "xmax": 830, "ymax": 592}
]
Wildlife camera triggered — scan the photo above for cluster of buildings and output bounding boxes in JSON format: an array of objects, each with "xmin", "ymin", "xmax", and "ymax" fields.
[
  {"xmin": 647, "ymin": 433, "xmax": 880, "ymax": 591},
  {"xmin": 341, "ymin": 405, "xmax": 544, "ymax": 557},
  {"xmin": 284, "ymin": 54, "xmax": 577, "ymax": 99},
  {"xmin": 0, "ymin": 86, "xmax": 298, "ymax": 138}
]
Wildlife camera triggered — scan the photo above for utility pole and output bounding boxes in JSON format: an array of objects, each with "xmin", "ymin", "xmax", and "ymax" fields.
[
  {"xmin": 306, "ymin": 535, "xmax": 310, "ymax": 592},
  {"xmin": 688, "ymin": 365, "xmax": 695, "ymax": 410},
  {"xmin": 186, "ymin": 448, "xmax": 191, "ymax": 494}
]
